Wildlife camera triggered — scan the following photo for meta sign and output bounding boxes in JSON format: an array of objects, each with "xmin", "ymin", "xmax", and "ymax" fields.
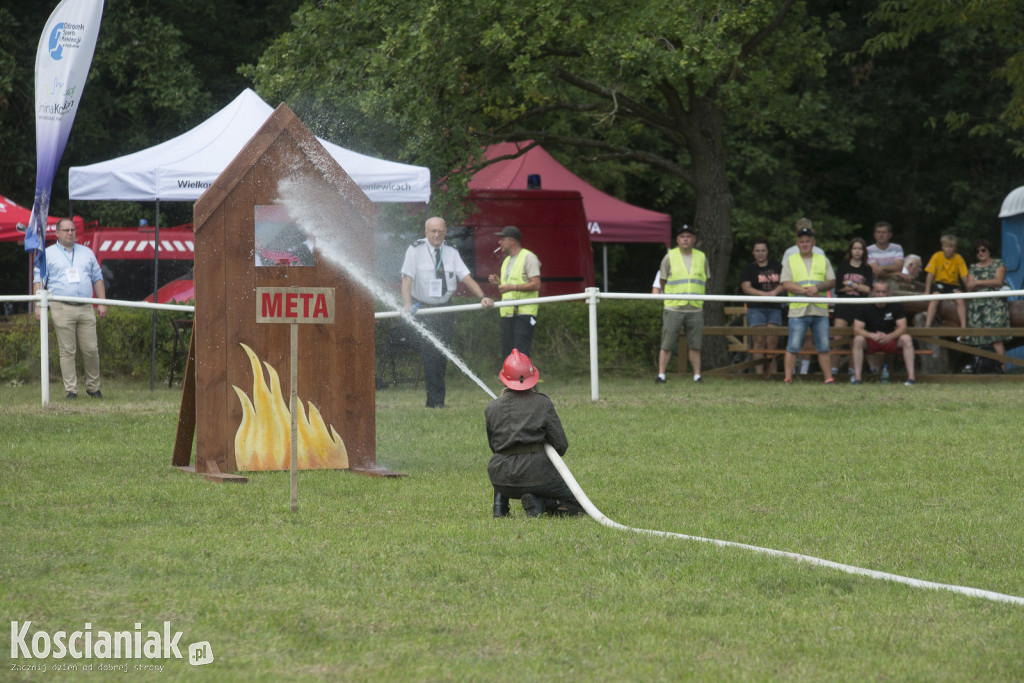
[{"xmin": 256, "ymin": 287, "xmax": 335, "ymax": 324}]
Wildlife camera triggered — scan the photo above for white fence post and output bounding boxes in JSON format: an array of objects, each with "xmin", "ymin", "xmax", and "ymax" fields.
[
  {"xmin": 586, "ymin": 287, "xmax": 600, "ymax": 401},
  {"xmin": 38, "ymin": 289, "xmax": 50, "ymax": 406}
]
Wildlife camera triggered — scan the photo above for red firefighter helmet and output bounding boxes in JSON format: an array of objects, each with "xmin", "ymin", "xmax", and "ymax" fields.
[{"xmin": 499, "ymin": 349, "xmax": 539, "ymax": 390}]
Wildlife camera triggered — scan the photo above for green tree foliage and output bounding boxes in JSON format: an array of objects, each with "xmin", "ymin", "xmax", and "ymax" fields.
[
  {"xmin": 803, "ymin": 0, "xmax": 1019, "ymax": 252},
  {"xmin": 0, "ymin": 0, "xmax": 303, "ymax": 301},
  {"xmin": 248, "ymin": 0, "xmax": 840, "ymax": 300},
  {"xmin": 0, "ymin": 0, "xmax": 303, "ymax": 225},
  {"xmin": 864, "ymin": 0, "xmax": 1024, "ymax": 156}
]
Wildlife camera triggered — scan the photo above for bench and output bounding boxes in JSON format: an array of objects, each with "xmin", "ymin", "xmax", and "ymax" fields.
[{"xmin": 677, "ymin": 306, "xmax": 1022, "ymax": 376}]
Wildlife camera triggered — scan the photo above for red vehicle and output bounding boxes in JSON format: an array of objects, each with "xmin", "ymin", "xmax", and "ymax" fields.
[
  {"xmin": 255, "ymin": 247, "xmax": 301, "ymax": 266},
  {"xmin": 450, "ymin": 189, "xmax": 594, "ymax": 297},
  {"xmin": 78, "ymin": 225, "xmax": 195, "ymax": 303},
  {"xmin": 143, "ymin": 273, "xmax": 195, "ymax": 304}
]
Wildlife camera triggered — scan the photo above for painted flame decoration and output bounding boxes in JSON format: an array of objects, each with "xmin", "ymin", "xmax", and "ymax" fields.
[{"xmin": 232, "ymin": 343, "xmax": 348, "ymax": 471}]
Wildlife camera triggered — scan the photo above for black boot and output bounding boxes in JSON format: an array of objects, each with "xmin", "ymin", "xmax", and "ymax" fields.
[
  {"xmin": 492, "ymin": 491, "xmax": 510, "ymax": 518},
  {"xmin": 520, "ymin": 493, "xmax": 551, "ymax": 518},
  {"xmin": 550, "ymin": 499, "xmax": 586, "ymax": 516}
]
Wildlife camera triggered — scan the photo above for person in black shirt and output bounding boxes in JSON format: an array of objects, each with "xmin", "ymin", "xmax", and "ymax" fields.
[
  {"xmin": 851, "ymin": 280, "xmax": 916, "ymax": 385},
  {"xmin": 739, "ymin": 238, "xmax": 784, "ymax": 379},
  {"xmin": 833, "ymin": 237, "xmax": 873, "ymax": 373}
]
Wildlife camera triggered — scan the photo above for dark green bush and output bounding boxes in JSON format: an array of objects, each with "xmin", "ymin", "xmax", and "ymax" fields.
[
  {"xmin": 4, "ymin": 298, "xmax": 658, "ymax": 384},
  {"xmin": 376, "ymin": 297, "xmax": 662, "ymax": 380},
  {"xmin": 0, "ymin": 308, "xmax": 192, "ymax": 382}
]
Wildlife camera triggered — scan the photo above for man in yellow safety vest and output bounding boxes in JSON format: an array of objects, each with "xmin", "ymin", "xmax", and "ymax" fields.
[
  {"xmin": 489, "ymin": 225, "xmax": 542, "ymax": 358},
  {"xmin": 656, "ymin": 224, "xmax": 709, "ymax": 384},
  {"xmin": 781, "ymin": 225, "xmax": 837, "ymax": 384}
]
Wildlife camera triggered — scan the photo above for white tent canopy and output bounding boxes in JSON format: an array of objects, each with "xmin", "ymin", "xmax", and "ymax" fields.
[{"xmin": 69, "ymin": 89, "xmax": 430, "ymax": 203}]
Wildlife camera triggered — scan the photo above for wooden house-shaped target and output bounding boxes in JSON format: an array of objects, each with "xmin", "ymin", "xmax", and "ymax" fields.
[{"xmin": 172, "ymin": 103, "xmax": 396, "ymax": 481}]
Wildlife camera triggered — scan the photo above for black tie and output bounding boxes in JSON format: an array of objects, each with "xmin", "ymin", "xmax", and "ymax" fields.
[{"xmin": 435, "ymin": 247, "xmax": 447, "ymax": 295}]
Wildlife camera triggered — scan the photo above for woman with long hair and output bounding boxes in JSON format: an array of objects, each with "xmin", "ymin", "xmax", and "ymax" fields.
[{"xmin": 833, "ymin": 237, "xmax": 873, "ymax": 373}]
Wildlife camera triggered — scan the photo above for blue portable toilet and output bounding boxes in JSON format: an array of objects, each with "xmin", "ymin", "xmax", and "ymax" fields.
[
  {"xmin": 999, "ymin": 186, "xmax": 1024, "ymax": 295},
  {"xmin": 999, "ymin": 187, "xmax": 1024, "ymax": 369}
]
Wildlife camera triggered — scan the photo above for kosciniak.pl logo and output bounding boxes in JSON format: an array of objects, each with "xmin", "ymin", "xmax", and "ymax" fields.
[{"xmin": 10, "ymin": 621, "xmax": 213, "ymax": 667}]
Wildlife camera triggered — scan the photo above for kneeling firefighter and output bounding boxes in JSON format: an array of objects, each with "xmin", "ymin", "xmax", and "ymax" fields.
[{"xmin": 484, "ymin": 349, "xmax": 586, "ymax": 518}]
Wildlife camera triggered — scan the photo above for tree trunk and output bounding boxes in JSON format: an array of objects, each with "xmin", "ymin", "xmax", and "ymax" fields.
[{"xmin": 687, "ymin": 96, "xmax": 734, "ymax": 369}]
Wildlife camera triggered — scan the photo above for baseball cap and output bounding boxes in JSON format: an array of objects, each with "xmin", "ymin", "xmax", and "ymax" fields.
[
  {"xmin": 676, "ymin": 224, "xmax": 696, "ymax": 235},
  {"xmin": 494, "ymin": 225, "xmax": 521, "ymax": 241},
  {"xmin": 796, "ymin": 226, "xmax": 814, "ymax": 237}
]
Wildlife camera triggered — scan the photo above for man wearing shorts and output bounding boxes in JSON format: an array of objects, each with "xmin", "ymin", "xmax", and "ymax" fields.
[
  {"xmin": 781, "ymin": 225, "xmax": 836, "ymax": 384},
  {"xmin": 851, "ymin": 280, "xmax": 916, "ymax": 385},
  {"xmin": 656, "ymin": 224, "xmax": 709, "ymax": 383}
]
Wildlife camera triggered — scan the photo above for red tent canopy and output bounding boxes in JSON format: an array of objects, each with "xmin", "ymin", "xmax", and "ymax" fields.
[
  {"xmin": 468, "ymin": 142, "xmax": 671, "ymax": 244},
  {"xmin": 0, "ymin": 194, "xmax": 84, "ymax": 244}
]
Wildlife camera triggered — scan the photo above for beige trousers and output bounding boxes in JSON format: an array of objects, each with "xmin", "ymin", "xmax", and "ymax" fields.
[{"xmin": 49, "ymin": 301, "xmax": 101, "ymax": 394}]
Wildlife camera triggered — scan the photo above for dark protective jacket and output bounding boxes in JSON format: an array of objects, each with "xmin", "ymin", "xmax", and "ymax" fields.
[{"xmin": 485, "ymin": 389, "xmax": 568, "ymax": 488}]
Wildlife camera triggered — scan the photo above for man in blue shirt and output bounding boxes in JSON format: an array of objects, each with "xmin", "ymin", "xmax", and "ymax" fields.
[{"xmin": 33, "ymin": 218, "xmax": 107, "ymax": 399}]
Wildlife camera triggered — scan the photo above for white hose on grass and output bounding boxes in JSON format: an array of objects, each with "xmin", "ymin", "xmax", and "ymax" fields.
[{"xmin": 543, "ymin": 444, "xmax": 1024, "ymax": 607}]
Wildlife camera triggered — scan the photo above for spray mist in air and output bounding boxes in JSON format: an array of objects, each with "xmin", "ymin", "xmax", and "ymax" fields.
[{"xmin": 275, "ymin": 177, "xmax": 498, "ymax": 400}]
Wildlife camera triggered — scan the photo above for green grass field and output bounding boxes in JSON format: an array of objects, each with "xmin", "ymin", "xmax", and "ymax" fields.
[{"xmin": 2, "ymin": 374, "xmax": 1023, "ymax": 681}]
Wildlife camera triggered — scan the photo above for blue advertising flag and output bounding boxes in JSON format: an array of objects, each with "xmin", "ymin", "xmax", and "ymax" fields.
[{"xmin": 26, "ymin": 0, "xmax": 104, "ymax": 284}]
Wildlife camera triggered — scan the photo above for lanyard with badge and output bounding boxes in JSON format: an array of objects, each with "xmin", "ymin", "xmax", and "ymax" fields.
[{"xmin": 62, "ymin": 246, "xmax": 81, "ymax": 284}]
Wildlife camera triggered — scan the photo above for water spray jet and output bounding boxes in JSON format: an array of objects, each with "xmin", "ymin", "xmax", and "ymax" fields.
[{"xmin": 275, "ymin": 177, "xmax": 498, "ymax": 400}]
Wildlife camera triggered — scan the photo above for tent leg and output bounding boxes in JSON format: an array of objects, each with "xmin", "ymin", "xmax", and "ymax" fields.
[
  {"xmin": 602, "ymin": 244, "xmax": 609, "ymax": 292},
  {"xmin": 150, "ymin": 200, "xmax": 160, "ymax": 391}
]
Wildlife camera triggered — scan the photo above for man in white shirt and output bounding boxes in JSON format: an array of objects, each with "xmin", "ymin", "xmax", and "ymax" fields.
[
  {"xmin": 401, "ymin": 216, "xmax": 494, "ymax": 408},
  {"xmin": 898, "ymin": 254, "xmax": 922, "ymax": 283},
  {"xmin": 781, "ymin": 218, "xmax": 826, "ymax": 260}
]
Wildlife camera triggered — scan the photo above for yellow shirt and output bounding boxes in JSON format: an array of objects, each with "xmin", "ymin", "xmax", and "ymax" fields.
[{"xmin": 925, "ymin": 251, "xmax": 967, "ymax": 286}]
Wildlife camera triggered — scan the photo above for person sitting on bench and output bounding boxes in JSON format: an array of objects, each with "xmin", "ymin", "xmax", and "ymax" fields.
[{"xmin": 851, "ymin": 280, "xmax": 917, "ymax": 386}]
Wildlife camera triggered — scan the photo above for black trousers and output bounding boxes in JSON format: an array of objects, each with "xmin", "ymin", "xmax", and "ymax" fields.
[
  {"xmin": 416, "ymin": 309, "xmax": 454, "ymax": 407},
  {"xmin": 492, "ymin": 479, "xmax": 576, "ymax": 503},
  {"xmin": 500, "ymin": 314, "xmax": 536, "ymax": 358}
]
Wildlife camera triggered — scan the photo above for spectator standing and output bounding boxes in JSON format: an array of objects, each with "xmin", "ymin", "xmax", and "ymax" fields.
[
  {"xmin": 488, "ymin": 225, "xmax": 541, "ymax": 358},
  {"xmin": 923, "ymin": 234, "xmax": 968, "ymax": 328},
  {"xmin": 781, "ymin": 224, "xmax": 836, "ymax": 384},
  {"xmin": 963, "ymin": 239, "xmax": 1012, "ymax": 371},
  {"xmin": 866, "ymin": 221, "xmax": 905, "ymax": 279},
  {"xmin": 656, "ymin": 224, "xmax": 709, "ymax": 383},
  {"xmin": 739, "ymin": 238, "xmax": 784, "ymax": 379},
  {"xmin": 850, "ymin": 280, "xmax": 917, "ymax": 385},
  {"xmin": 781, "ymin": 217, "xmax": 826, "ymax": 260},
  {"xmin": 401, "ymin": 216, "xmax": 494, "ymax": 408},
  {"xmin": 833, "ymin": 237, "xmax": 874, "ymax": 373},
  {"xmin": 33, "ymin": 218, "xmax": 107, "ymax": 399},
  {"xmin": 485, "ymin": 350, "xmax": 585, "ymax": 518}
]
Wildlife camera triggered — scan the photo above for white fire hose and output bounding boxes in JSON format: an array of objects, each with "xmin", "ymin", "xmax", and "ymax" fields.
[{"xmin": 543, "ymin": 444, "xmax": 1024, "ymax": 606}]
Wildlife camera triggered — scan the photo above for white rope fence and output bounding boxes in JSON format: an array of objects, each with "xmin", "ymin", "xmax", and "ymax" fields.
[
  {"xmin": 5, "ymin": 286, "xmax": 1022, "ymax": 405},
  {"xmin": 374, "ymin": 287, "xmax": 1024, "ymax": 401}
]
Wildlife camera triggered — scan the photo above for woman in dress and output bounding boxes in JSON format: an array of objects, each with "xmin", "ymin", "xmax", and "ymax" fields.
[{"xmin": 963, "ymin": 239, "xmax": 1011, "ymax": 371}]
